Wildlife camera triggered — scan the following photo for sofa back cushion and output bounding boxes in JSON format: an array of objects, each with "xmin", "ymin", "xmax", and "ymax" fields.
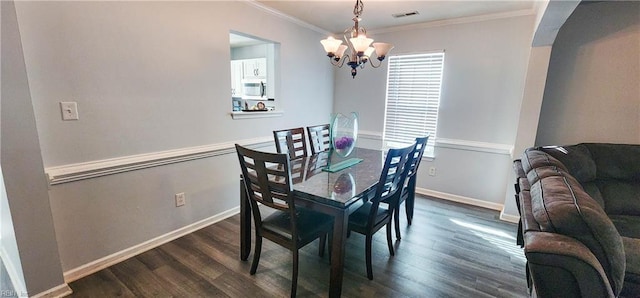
[
  {"xmin": 530, "ymin": 168, "xmax": 626, "ymax": 296},
  {"xmin": 541, "ymin": 143, "xmax": 640, "ymax": 216},
  {"xmin": 585, "ymin": 143, "xmax": 640, "ymax": 181},
  {"xmin": 597, "ymin": 180, "xmax": 640, "ymax": 216},
  {"xmin": 522, "ymin": 149, "xmax": 568, "ymax": 176},
  {"xmin": 539, "ymin": 144, "xmax": 597, "ymax": 183}
]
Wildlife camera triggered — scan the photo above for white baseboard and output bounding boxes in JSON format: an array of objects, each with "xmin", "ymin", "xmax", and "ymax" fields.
[
  {"xmin": 63, "ymin": 206, "xmax": 239, "ymax": 283},
  {"xmin": 499, "ymin": 211, "xmax": 521, "ymax": 224},
  {"xmin": 31, "ymin": 284, "xmax": 73, "ymax": 298},
  {"xmin": 416, "ymin": 187, "xmax": 504, "ymax": 211}
]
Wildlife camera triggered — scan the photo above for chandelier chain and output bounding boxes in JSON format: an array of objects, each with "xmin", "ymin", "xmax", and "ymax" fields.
[{"xmin": 353, "ymin": 0, "xmax": 364, "ymax": 17}]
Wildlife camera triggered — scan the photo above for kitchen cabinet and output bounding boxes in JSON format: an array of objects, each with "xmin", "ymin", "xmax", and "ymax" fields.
[
  {"xmin": 231, "ymin": 57, "xmax": 268, "ymax": 97},
  {"xmin": 230, "ymin": 60, "xmax": 244, "ymax": 97},
  {"xmin": 242, "ymin": 58, "xmax": 267, "ymax": 79}
]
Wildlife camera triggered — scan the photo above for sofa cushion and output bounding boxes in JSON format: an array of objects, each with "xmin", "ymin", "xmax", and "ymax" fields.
[
  {"xmin": 581, "ymin": 182, "xmax": 605, "ymax": 209},
  {"xmin": 610, "ymin": 215, "xmax": 640, "ymax": 239},
  {"xmin": 585, "ymin": 143, "xmax": 640, "ymax": 181},
  {"xmin": 530, "ymin": 173, "xmax": 626, "ymax": 296},
  {"xmin": 597, "ymin": 180, "xmax": 640, "ymax": 216},
  {"xmin": 522, "ymin": 149, "xmax": 568, "ymax": 174},
  {"xmin": 622, "ymin": 237, "xmax": 640, "ymax": 296},
  {"xmin": 526, "ymin": 165, "xmax": 580, "ymax": 189},
  {"xmin": 540, "ymin": 144, "xmax": 597, "ymax": 183}
]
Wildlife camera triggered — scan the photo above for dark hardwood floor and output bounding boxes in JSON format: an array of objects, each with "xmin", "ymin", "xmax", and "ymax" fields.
[{"xmin": 68, "ymin": 195, "xmax": 528, "ymax": 297}]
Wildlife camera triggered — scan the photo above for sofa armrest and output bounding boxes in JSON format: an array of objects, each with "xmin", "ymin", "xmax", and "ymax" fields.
[{"xmin": 525, "ymin": 231, "xmax": 615, "ymax": 298}]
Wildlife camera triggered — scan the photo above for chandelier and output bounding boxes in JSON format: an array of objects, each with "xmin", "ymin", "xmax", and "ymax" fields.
[{"xmin": 320, "ymin": 0, "xmax": 394, "ymax": 78}]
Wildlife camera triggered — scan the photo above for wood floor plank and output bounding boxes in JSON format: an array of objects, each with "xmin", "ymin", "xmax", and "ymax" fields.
[
  {"xmin": 65, "ymin": 269, "xmax": 135, "ymax": 298},
  {"xmin": 69, "ymin": 195, "xmax": 528, "ymax": 297}
]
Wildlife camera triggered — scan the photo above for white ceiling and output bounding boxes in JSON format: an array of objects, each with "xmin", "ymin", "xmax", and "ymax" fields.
[{"xmin": 256, "ymin": 0, "xmax": 536, "ymax": 34}]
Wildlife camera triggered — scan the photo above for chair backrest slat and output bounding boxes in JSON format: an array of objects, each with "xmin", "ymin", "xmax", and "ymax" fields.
[
  {"xmin": 274, "ymin": 127, "xmax": 308, "ymax": 160},
  {"xmin": 307, "ymin": 124, "xmax": 331, "ymax": 155},
  {"xmin": 236, "ymin": 144, "xmax": 294, "ymax": 213},
  {"xmin": 407, "ymin": 135, "xmax": 429, "ymax": 179}
]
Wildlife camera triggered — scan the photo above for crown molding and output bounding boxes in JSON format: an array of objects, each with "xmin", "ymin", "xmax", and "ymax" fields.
[
  {"xmin": 242, "ymin": 0, "xmax": 331, "ymax": 36},
  {"xmin": 370, "ymin": 8, "xmax": 536, "ymax": 35},
  {"xmin": 242, "ymin": 1, "xmax": 534, "ymax": 38}
]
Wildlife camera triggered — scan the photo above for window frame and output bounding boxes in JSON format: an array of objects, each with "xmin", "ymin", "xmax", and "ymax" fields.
[{"xmin": 382, "ymin": 51, "xmax": 445, "ymax": 158}]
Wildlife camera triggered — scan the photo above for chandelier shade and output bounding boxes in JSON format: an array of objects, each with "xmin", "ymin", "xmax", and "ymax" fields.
[
  {"xmin": 320, "ymin": 36, "xmax": 343, "ymax": 55},
  {"xmin": 350, "ymin": 35, "xmax": 373, "ymax": 54},
  {"xmin": 320, "ymin": 0, "xmax": 394, "ymax": 78}
]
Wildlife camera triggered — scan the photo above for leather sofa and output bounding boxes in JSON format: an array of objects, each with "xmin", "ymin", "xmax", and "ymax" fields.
[{"xmin": 513, "ymin": 143, "xmax": 640, "ymax": 297}]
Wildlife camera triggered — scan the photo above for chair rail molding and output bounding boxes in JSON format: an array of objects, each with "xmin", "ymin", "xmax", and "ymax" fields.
[
  {"xmin": 358, "ymin": 131, "xmax": 513, "ymax": 156},
  {"xmin": 358, "ymin": 130, "xmax": 383, "ymax": 141},
  {"xmin": 435, "ymin": 138, "xmax": 513, "ymax": 155},
  {"xmin": 45, "ymin": 136, "xmax": 273, "ymax": 185}
]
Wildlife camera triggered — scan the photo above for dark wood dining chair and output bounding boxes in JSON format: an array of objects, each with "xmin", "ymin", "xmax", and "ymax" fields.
[
  {"xmin": 235, "ymin": 144, "xmax": 333, "ymax": 297},
  {"xmin": 347, "ymin": 143, "xmax": 416, "ymax": 280},
  {"xmin": 274, "ymin": 127, "xmax": 308, "ymax": 160},
  {"xmin": 392, "ymin": 136, "xmax": 429, "ymax": 239},
  {"xmin": 289, "ymin": 156, "xmax": 306, "ymax": 184},
  {"xmin": 306, "ymin": 124, "xmax": 331, "ymax": 155}
]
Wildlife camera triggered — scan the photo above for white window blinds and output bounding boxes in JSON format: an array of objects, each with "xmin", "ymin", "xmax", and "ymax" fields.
[{"xmin": 383, "ymin": 52, "xmax": 445, "ymax": 155}]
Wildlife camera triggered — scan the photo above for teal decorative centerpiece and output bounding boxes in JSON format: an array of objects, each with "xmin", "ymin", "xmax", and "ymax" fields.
[{"xmin": 331, "ymin": 112, "xmax": 358, "ymax": 157}]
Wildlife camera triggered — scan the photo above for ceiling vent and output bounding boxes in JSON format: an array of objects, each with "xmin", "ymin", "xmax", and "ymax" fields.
[{"xmin": 392, "ymin": 11, "xmax": 420, "ymax": 18}]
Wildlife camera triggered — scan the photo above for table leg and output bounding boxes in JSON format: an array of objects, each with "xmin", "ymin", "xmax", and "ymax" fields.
[
  {"xmin": 329, "ymin": 209, "xmax": 349, "ymax": 298},
  {"xmin": 240, "ymin": 176, "xmax": 251, "ymax": 261}
]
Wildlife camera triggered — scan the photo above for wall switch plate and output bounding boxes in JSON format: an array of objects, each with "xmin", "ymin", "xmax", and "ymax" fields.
[
  {"xmin": 429, "ymin": 167, "xmax": 436, "ymax": 176},
  {"xmin": 175, "ymin": 193, "xmax": 186, "ymax": 207},
  {"xmin": 60, "ymin": 102, "xmax": 79, "ymax": 120}
]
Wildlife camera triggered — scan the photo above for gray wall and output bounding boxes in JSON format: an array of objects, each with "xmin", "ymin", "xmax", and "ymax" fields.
[
  {"xmin": 13, "ymin": 1, "xmax": 333, "ymax": 273},
  {"xmin": 334, "ymin": 14, "xmax": 535, "ymax": 207},
  {"xmin": 1, "ymin": 1, "xmax": 66, "ymax": 294},
  {"xmin": 536, "ymin": 1, "xmax": 640, "ymax": 145}
]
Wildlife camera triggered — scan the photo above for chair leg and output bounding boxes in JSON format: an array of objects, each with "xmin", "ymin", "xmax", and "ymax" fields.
[
  {"xmin": 291, "ymin": 249, "xmax": 299, "ymax": 298},
  {"xmin": 407, "ymin": 183, "xmax": 416, "ymax": 225},
  {"xmin": 394, "ymin": 205, "xmax": 401, "ymax": 240},
  {"xmin": 318, "ymin": 234, "xmax": 326, "ymax": 257},
  {"xmin": 327, "ymin": 232, "xmax": 333, "ymax": 262},
  {"xmin": 250, "ymin": 236, "xmax": 262, "ymax": 275},
  {"xmin": 365, "ymin": 235, "xmax": 374, "ymax": 280},
  {"xmin": 386, "ymin": 222, "xmax": 395, "ymax": 256}
]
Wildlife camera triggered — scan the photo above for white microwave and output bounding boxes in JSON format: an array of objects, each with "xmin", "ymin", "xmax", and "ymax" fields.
[{"xmin": 242, "ymin": 79, "xmax": 266, "ymax": 99}]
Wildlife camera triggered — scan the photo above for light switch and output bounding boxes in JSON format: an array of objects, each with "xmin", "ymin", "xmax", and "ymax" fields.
[{"xmin": 60, "ymin": 102, "xmax": 79, "ymax": 121}]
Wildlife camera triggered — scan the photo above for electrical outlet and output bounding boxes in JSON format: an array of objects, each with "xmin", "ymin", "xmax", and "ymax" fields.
[
  {"xmin": 60, "ymin": 101, "xmax": 79, "ymax": 120},
  {"xmin": 175, "ymin": 192, "xmax": 186, "ymax": 207},
  {"xmin": 429, "ymin": 167, "xmax": 436, "ymax": 176}
]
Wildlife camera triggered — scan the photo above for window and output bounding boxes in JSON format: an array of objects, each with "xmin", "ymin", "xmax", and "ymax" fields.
[{"xmin": 382, "ymin": 51, "xmax": 445, "ymax": 157}]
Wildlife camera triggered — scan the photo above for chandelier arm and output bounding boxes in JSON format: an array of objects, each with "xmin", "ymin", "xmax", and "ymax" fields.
[
  {"xmin": 343, "ymin": 29, "xmax": 356, "ymax": 55},
  {"xmin": 367, "ymin": 58, "xmax": 383, "ymax": 68},
  {"xmin": 330, "ymin": 55, "xmax": 349, "ymax": 68}
]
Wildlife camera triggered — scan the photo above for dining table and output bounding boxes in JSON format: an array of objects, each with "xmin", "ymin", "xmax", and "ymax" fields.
[{"xmin": 239, "ymin": 147, "xmax": 385, "ymax": 297}]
